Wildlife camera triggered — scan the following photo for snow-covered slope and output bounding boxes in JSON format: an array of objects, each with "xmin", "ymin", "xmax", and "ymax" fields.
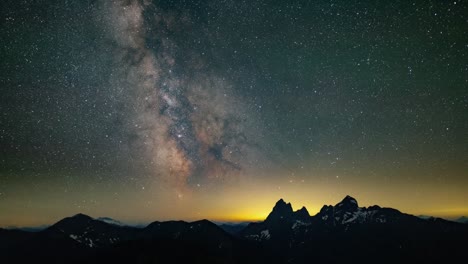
[{"xmin": 96, "ymin": 217, "xmax": 125, "ymax": 226}]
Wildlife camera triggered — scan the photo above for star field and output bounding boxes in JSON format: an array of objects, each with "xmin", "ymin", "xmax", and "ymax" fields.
[{"xmin": 0, "ymin": 0, "xmax": 467, "ymax": 227}]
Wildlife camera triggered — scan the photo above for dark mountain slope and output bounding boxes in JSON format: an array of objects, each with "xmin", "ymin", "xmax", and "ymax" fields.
[{"xmin": 2, "ymin": 197, "xmax": 467, "ymax": 264}]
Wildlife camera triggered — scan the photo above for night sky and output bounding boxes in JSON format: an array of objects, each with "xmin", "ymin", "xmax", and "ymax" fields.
[{"xmin": 1, "ymin": 0, "xmax": 467, "ymax": 227}]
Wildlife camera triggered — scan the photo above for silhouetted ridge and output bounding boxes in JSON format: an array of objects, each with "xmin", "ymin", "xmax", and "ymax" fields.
[
  {"xmin": 335, "ymin": 195, "xmax": 358, "ymax": 211},
  {"xmin": 71, "ymin": 213, "xmax": 93, "ymax": 220},
  {"xmin": 456, "ymin": 216, "xmax": 468, "ymax": 224},
  {"xmin": 49, "ymin": 213, "xmax": 93, "ymax": 230},
  {"xmin": 3, "ymin": 197, "xmax": 468, "ymax": 264},
  {"xmin": 294, "ymin": 206, "xmax": 310, "ymax": 220},
  {"xmin": 274, "ymin": 199, "xmax": 293, "ymax": 212},
  {"xmin": 265, "ymin": 199, "xmax": 294, "ymax": 222}
]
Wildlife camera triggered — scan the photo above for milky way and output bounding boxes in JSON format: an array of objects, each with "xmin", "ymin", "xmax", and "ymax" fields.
[
  {"xmin": 1, "ymin": 0, "xmax": 467, "ymax": 225},
  {"xmin": 101, "ymin": 0, "xmax": 264, "ymax": 194}
]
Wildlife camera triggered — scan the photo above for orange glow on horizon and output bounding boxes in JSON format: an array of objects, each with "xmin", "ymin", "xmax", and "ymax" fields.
[{"xmin": 1, "ymin": 172, "xmax": 468, "ymax": 227}]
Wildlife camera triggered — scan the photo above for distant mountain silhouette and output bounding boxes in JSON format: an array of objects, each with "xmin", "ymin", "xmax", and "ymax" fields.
[
  {"xmin": 3, "ymin": 225, "xmax": 49, "ymax": 232},
  {"xmin": 241, "ymin": 196, "xmax": 468, "ymax": 263},
  {"xmin": 456, "ymin": 216, "xmax": 468, "ymax": 224},
  {"xmin": 43, "ymin": 213, "xmax": 139, "ymax": 248},
  {"xmin": 217, "ymin": 222, "xmax": 249, "ymax": 235},
  {"xmin": 417, "ymin": 214, "xmax": 433, "ymax": 220},
  {"xmin": 2, "ymin": 196, "xmax": 467, "ymax": 264}
]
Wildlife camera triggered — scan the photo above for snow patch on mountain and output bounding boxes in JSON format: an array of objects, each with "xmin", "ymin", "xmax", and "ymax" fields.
[
  {"xmin": 292, "ymin": 220, "xmax": 310, "ymax": 230},
  {"xmin": 260, "ymin": 230, "xmax": 270, "ymax": 240},
  {"xmin": 96, "ymin": 217, "xmax": 125, "ymax": 226},
  {"xmin": 246, "ymin": 229, "xmax": 271, "ymax": 241}
]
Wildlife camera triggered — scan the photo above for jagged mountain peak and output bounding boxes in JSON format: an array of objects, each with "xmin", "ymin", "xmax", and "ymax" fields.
[
  {"xmin": 274, "ymin": 198, "xmax": 292, "ymax": 207},
  {"xmin": 272, "ymin": 199, "xmax": 293, "ymax": 213},
  {"xmin": 335, "ymin": 195, "xmax": 359, "ymax": 211},
  {"xmin": 276, "ymin": 198, "xmax": 285, "ymax": 204},
  {"xmin": 339, "ymin": 195, "xmax": 358, "ymax": 204},
  {"xmin": 261, "ymin": 199, "xmax": 313, "ymax": 228},
  {"xmin": 265, "ymin": 199, "xmax": 294, "ymax": 223},
  {"xmin": 295, "ymin": 206, "xmax": 310, "ymax": 218}
]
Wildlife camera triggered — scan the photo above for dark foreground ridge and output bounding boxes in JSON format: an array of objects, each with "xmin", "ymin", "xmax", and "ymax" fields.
[{"xmin": 2, "ymin": 196, "xmax": 467, "ymax": 264}]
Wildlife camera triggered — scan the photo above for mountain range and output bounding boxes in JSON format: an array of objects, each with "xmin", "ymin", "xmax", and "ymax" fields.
[
  {"xmin": 1, "ymin": 196, "xmax": 467, "ymax": 263},
  {"xmin": 456, "ymin": 216, "xmax": 468, "ymax": 224}
]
